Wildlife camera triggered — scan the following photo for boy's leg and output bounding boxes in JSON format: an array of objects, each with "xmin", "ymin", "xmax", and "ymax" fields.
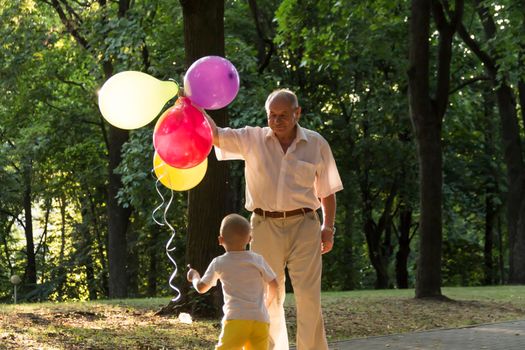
[
  {"xmin": 245, "ymin": 321, "xmax": 270, "ymax": 350},
  {"xmin": 216, "ymin": 320, "xmax": 250, "ymax": 350},
  {"xmin": 250, "ymin": 213, "xmax": 288, "ymax": 350},
  {"xmin": 286, "ymin": 211, "xmax": 328, "ymax": 350}
]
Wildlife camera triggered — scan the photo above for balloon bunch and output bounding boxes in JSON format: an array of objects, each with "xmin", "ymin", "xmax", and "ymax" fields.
[
  {"xmin": 98, "ymin": 56, "xmax": 240, "ymax": 301},
  {"xmin": 98, "ymin": 55, "xmax": 239, "ymax": 191}
]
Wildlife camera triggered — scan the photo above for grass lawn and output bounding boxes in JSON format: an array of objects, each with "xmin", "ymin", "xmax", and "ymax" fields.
[{"xmin": 1, "ymin": 286, "xmax": 524, "ymax": 349}]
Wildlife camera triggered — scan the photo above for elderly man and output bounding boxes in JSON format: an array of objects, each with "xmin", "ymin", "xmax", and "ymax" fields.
[{"xmin": 205, "ymin": 89, "xmax": 343, "ymax": 350}]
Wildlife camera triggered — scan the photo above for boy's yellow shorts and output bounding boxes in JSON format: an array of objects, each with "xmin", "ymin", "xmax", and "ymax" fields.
[{"xmin": 216, "ymin": 319, "xmax": 270, "ymax": 350}]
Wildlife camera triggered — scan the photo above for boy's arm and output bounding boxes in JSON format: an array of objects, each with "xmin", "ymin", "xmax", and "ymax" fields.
[
  {"xmin": 187, "ymin": 265, "xmax": 212, "ymax": 294},
  {"xmin": 265, "ymin": 278, "xmax": 278, "ymax": 308}
]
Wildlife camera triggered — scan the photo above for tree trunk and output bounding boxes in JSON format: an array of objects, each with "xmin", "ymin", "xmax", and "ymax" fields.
[
  {"xmin": 127, "ymin": 227, "xmax": 139, "ymax": 297},
  {"xmin": 484, "ymin": 193, "xmax": 495, "ymax": 285},
  {"xmin": 360, "ymin": 103, "xmax": 395, "ymax": 289},
  {"xmin": 458, "ymin": 0, "xmax": 525, "ymax": 284},
  {"xmin": 408, "ymin": 0, "xmax": 463, "ymax": 298},
  {"xmin": 22, "ymin": 159, "xmax": 37, "ymax": 286},
  {"xmin": 2, "ymin": 218, "xmax": 16, "ymax": 273},
  {"xmin": 107, "ymin": 125, "xmax": 132, "ymax": 298},
  {"xmin": 515, "ymin": 79, "xmax": 525, "ymax": 283},
  {"xmin": 414, "ymin": 121, "xmax": 443, "ymax": 297},
  {"xmin": 409, "ymin": 0, "xmax": 435, "ymax": 298},
  {"xmin": 363, "ymin": 217, "xmax": 390, "ymax": 289},
  {"xmin": 38, "ymin": 201, "xmax": 51, "ymax": 284},
  {"xmin": 494, "ymin": 82, "xmax": 524, "ymax": 284},
  {"xmin": 362, "ymin": 194, "xmax": 396, "ymax": 290},
  {"xmin": 157, "ymin": 0, "xmax": 231, "ymax": 317},
  {"xmin": 514, "ymin": 198, "xmax": 525, "ymax": 283},
  {"xmin": 85, "ymin": 251, "xmax": 97, "ymax": 300},
  {"xmin": 497, "ymin": 215, "xmax": 505, "ymax": 284},
  {"xmin": 483, "ymin": 87, "xmax": 497, "ymax": 285},
  {"xmin": 395, "ymin": 207, "xmax": 412, "ymax": 289},
  {"xmin": 103, "ymin": 2, "xmax": 134, "ymax": 298}
]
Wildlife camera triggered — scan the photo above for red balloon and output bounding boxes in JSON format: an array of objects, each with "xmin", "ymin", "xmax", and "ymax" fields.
[{"xmin": 153, "ymin": 97, "xmax": 213, "ymax": 169}]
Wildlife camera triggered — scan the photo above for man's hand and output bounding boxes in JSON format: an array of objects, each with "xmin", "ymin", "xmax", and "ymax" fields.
[
  {"xmin": 320, "ymin": 194, "xmax": 336, "ymax": 254},
  {"xmin": 321, "ymin": 227, "xmax": 334, "ymax": 254},
  {"xmin": 190, "ymin": 103, "xmax": 219, "ymax": 145}
]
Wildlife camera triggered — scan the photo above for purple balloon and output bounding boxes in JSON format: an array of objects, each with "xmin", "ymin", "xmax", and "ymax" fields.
[{"xmin": 184, "ymin": 56, "xmax": 240, "ymax": 110}]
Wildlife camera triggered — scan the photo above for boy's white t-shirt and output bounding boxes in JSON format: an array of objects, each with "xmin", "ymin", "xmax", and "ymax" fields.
[{"xmin": 200, "ymin": 251, "xmax": 276, "ymax": 323}]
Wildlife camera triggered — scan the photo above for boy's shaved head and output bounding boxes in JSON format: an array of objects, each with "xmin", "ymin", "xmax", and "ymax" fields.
[{"xmin": 220, "ymin": 214, "xmax": 251, "ymax": 244}]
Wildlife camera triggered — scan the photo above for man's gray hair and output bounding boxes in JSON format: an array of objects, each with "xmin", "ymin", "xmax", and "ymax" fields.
[{"xmin": 265, "ymin": 88, "xmax": 299, "ymax": 112}]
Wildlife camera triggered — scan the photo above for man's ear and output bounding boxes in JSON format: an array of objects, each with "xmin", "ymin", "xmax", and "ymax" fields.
[
  {"xmin": 218, "ymin": 236, "xmax": 224, "ymax": 245},
  {"xmin": 294, "ymin": 106, "xmax": 302, "ymax": 121}
]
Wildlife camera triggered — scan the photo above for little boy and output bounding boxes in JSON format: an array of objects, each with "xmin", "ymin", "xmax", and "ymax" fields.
[{"xmin": 187, "ymin": 213, "xmax": 278, "ymax": 350}]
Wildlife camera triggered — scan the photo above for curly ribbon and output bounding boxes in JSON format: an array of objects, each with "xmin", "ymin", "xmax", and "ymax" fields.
[{"xmin": 152, "ymin": 161, "xmax": 181, "ymax": 302}]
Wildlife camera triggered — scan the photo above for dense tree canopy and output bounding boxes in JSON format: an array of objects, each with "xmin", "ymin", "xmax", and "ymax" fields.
[{"xmin": 1, "ymin": 0, "xmax": 524, "ymax": 304}]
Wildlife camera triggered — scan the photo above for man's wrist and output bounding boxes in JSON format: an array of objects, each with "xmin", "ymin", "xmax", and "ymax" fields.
[{"xmin": 322, "ymin": 225, "xmax": 336, "ymax": 234}]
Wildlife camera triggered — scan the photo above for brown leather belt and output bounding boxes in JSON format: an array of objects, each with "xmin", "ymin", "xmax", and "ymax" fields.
[{"xmin": 253, "ymin": 208, "xmax": 313, "ymax": 218}]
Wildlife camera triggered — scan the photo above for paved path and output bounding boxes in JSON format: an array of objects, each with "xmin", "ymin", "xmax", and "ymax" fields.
[{"xmin": 324, "ymin": 319, "xmax": 525, "ymax": 350}]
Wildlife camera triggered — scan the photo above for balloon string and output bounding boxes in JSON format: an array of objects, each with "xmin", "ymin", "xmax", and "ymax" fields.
[{"xmin": 152, "ymin": 162, "xmax": 181, "ymax": 302}]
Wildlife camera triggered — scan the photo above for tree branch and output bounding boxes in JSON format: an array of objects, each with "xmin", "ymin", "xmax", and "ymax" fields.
[
  {"xmin": 457, "ymin": 23, "xmax": 496, "ymax": 74},
  {"xmin": 433, "ymin": 0, "xmax": 464, "ymax": 118},
  {"xmin": 449, "ymin": 75, "xmax": 490, "ymax": 95},
  {"xmin": 409, "ymin": 222, "xmax": 419, "ymax": 241},
  {"xmin": 58, "ymin": 0, "xmax": 83, "ymax": 23},
  {"xmin": 56, "ymin": 76, "xmax": 88, "ymax": 91},
  {"xmin": 42, "ymin": 0, "xmax": 89, "ymax": 49},
  {"xmin": 35, "ymin": 203, "xmax": 51, "ymax": 256},
  {"xmin": 0, "ymin": 208, "xmax": 25, "ymax": 228},
  {"xmin": 247, "ymin": 0, "xmax": 275, "ymax": 73},
  {"xmin": 1, "ymin": 217, "xmax": 16, "ymax": 272}
]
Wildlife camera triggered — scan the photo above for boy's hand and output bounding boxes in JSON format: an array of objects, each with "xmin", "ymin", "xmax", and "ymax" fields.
[
  {"xmin": 187, "ymin": 264, "xmax": 211, "ymax": 294},
  {"xmin": 186, "ymin": 264, "xmax": 201, "ymax": 282}
]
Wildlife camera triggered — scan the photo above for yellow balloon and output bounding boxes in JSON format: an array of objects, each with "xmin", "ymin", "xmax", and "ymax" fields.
[
  {"xmin": 98, "ymin": 71, "xmax": 178, "ymax": 130},
  {"xmin": 153, "ymin": 152, "xmax": 207, "ymax": 191}
]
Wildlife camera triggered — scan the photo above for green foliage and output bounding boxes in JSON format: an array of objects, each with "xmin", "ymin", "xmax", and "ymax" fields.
[{"xmin": 442, "ymin": 237, "xmax": 485, "ymax": 286}]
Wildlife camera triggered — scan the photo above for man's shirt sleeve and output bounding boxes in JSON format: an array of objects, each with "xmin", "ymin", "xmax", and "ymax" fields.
[
  {"xmin": 214, "ymin": 127, "xmax": 252, "ymax": 161},
  {"xmin": 315, "ymin": 139, "xmax": 344, "ymax": 199}
]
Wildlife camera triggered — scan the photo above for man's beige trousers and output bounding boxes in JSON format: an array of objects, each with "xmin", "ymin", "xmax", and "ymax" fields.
[{"xmin": 250, "ymin": 211, "xmax": 328, "ymax": 350}]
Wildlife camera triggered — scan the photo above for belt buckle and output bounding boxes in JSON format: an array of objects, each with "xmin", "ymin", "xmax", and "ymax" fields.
[{"xmin": 283, "ymin": 210, "xmax": 286, "ymax": 219}]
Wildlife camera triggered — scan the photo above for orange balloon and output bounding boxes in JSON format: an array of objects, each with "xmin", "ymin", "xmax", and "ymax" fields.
[{"xmin": 153, "ymin": 152, "xmax": 207, "ymax": 191}]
